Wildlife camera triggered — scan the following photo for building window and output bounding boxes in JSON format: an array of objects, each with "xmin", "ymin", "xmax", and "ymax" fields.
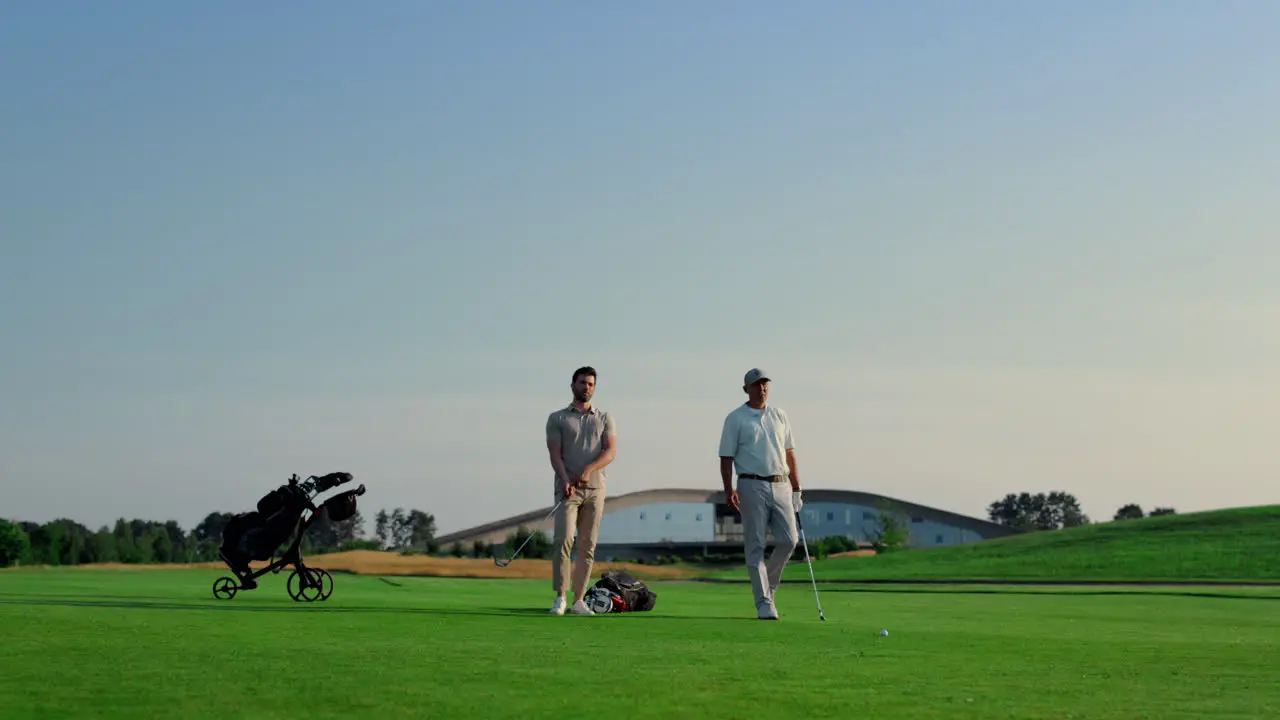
[
  {"xmin": 696, "ymin": 513, "xmax": 703, "ymax": 521},
  {"xmin": 936, "ymin": 535, "xmax": 944, "ymax": 544},
  {"xmin": 665, "ymin": 512, "xmax": 672, "ymax": 521},
  {"xmin": 863, "ymin": 512, "xmax": 875, "ymax": 520},
  {"xmin": 826, "ymin": 512, "xmax": 834, "ymax": 522},
  {"xmin": 639, "ymin": 512, "xmax": 645, "ymax": 520},
  {"xmin": 911, "ymin": 517, "xmax": 924, "ymax": 524}
]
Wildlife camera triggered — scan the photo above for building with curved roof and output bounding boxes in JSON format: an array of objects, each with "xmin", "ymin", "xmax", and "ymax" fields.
[{"xmin": 436, "ymin": 488, "xmax": 1018, "ymax": 561}]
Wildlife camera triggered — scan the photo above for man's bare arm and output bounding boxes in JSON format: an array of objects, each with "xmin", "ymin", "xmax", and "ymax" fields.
[
  {"xmin": 785, "ymin": 448, "xmax": 800, "ymax": 491},
  {"xmin": 547, "ymin": 439, "xmax": 571, "ymax": 483},
  {"xmin": 581, "ymin": 433, "xmax": 617, "ymax": 478},
  {"xmin": 720, "ymin": 457, "xmax": 735, "ymax": 494},
  {"xmin": 720, "ymin": 457, "xmax": 740, "ymax": 512}
]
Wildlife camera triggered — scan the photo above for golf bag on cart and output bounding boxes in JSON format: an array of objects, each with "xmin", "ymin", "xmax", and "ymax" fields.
[
  {"xmin": 213, "ymin": 471, "xmax": 365, "ymax": 603},
  {"xmin": 585, "ymin": 569, "xmax": 658, "ymax": 614}
]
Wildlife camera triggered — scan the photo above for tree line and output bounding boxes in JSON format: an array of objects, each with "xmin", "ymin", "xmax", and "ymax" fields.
[
  {"xmin": 0, "ymin": 506, "xmax": 445, "ymax": 569},
  {"xmin": 985, "ymin": 491, "xmax": 1177, "ymax": 531}
]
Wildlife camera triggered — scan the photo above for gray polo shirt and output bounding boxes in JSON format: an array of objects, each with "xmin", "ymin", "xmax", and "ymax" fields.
[
  {"xmin": 546, "ymin": 404, "xmax": 617, "ymax": 490},
  {"xmin": 718, "ymin": 403, "xmax": 795, "ymax": 478}
]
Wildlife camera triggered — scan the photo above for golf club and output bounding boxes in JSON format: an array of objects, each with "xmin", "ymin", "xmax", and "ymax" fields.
[
  {"xmin": 794, "ymin": 508, "xmax": 826, "ymax": 621},
  {"xmin": 493, "ymin": 497, "xmax": 564, "ymax": 567}
]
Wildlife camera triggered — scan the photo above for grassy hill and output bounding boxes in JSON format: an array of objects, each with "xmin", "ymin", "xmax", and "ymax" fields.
[{"xmin": 753, "ymin": 505, "xmax": 1280, "ymax": 584}]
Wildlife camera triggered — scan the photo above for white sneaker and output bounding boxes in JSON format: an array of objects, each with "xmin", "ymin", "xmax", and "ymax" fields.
[
  {"xmin": 571, "ymin": 599, "xmax": 595, "ymax": 615},
  {"xmin": 550, "ymin": 597, "xmax": 567, "ymax": 615}
]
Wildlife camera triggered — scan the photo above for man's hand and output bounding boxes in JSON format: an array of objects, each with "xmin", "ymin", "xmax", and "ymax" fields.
[
  {"xmin": 792, "ymin": 489, "xmax": 803, "ymax": 512},
  {"xmin": 719, "ymin": 456, "xmax": 738, "ymax": 514},
  {"xmin": 561, "ymin": 481, "xmax": 575, "ymax": 501}
]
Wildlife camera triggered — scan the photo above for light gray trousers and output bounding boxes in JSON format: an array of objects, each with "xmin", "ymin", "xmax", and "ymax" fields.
[{"xmin": 739, "ymin": 477, "xmax": 799, "ymax": 613}]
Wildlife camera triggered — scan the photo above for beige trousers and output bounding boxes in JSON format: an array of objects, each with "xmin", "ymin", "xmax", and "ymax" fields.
[
  {"xmin": 739, "ymin": 477, "xmax": 798, "ymax": 613},
  {"xmin": 552, "ymin": 485, "xmax": 606, "ymax": 599}
]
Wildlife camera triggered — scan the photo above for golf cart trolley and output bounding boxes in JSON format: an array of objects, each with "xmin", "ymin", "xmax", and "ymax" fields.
[{"xmin": 213, "ymin": 471, "xmax": 365, "ymax": 603}]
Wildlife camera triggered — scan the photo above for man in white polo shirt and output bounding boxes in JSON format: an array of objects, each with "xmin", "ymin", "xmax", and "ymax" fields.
[{"xmin": 718, "ymin": 368, "xmax": 802, "ymax": 620}]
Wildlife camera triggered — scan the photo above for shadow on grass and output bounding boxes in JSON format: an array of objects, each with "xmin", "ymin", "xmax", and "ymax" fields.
[
  {"xmin": 813, "ymin": 586, "xmax": 1280, "ymax": 601},
  {"xmin": 695, "ymin": 578, "xmax": 1280, "ymax": 587},
  {"xmin": 0, "ymin": 596, "xmax": 758, "ymax": 621},
  {"xmin": 0, "ymin": 592, "xmax": 191, "ymax": 603}
]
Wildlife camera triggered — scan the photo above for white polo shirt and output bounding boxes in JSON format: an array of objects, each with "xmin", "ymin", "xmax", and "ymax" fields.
[{"xmin": 717, "ymin": 403, "xmax": 795, "ymax": 478}]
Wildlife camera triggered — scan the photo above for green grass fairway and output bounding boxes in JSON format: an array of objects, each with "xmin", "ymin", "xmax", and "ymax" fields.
[
  {"xmin": 2, "ymin": 568, "xmax": 1278, "ymax": 719},
  {"xmin": 766, "ymin": 505, "xmax": 1280, "ymax": 584}
]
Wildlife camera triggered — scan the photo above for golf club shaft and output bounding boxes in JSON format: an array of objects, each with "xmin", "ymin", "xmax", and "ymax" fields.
[
  {"xmin": 795, "ymin": 509, "xmax": 826, "ymax": 620},
  {"xmin": 496, "ymin": 497, "xmax": 564, "ymax": 566}
]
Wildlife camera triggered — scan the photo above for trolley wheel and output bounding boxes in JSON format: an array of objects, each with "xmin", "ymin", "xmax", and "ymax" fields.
[
  {"xmin": 287, "ymin": 568, "xmax": 324, "ymax": 602},
  {"xmin": 212, "ymin": 576, "xmax": 239, "ymax": 601},
  {"xmin": 310, "ymin": 568, "xmax": 334, "ymax": 601}
]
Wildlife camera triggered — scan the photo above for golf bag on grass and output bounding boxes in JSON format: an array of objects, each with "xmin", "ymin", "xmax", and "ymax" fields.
[
  {"xmin": 213, "ymin": 471, "xmax": 365, "ymax": 603},
  {"xmin": 585, "ymin": 569, "xmax": 658, "ymax": 614}
]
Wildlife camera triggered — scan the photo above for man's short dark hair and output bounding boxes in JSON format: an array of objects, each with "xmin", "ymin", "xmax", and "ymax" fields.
[{"xmin": 572, "ymin": 366, "xmax": 597, "ymax": 383}]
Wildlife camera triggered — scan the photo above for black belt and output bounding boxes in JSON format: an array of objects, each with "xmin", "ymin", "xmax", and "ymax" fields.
[{"xmin": 740, "ymin": 474, "xmax": 784, "ymax": 482}]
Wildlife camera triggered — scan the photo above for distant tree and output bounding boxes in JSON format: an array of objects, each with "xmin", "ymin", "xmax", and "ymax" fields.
[
  {"xmin": 988, "ymin": 492, "xmax": 1090, "ymax": 531},
  {"xmin": 503, "ymin": 527, "xmax": 552, "ymax": 559},
  {"xmin": 151, "ymin": 528, "xmax": 174, "ymax": 563},
  {"xmin": 821, "ymin": 535, "xmax": 853, "ymax": 556},
  {"xmin": 449, "ymin": 542, "xmax": 465, "ymax": 558},
  {"xmin": 131, "ymin": 526, "xmax": 156, "ymax": 564},
  {"xmin": 870, "ymin": 502, "xmax": 910, "ymax": 553},
  {"xmin": 91, "ymin": 527, "xmax": 120, "ymax": 563},
  {"xmin": 801, "ymin": 535, "xmax": 854, "ymax": 560},
  {"xmin": 407, "ymin": 510, "xmax": 436, "ymax": 550},
  {"xmin": 389, "ymin": 508, "xmax": 409, "ymax": 549},
  {"xmin": 59, "ymin": 520, "xmax": 91, "ymax": 565},
  {"xmin": 160, "ymin": 520, "xmax": 191, "ymax": 562},
  {"xmin": 987, "ymin": 494, "xmax": 1027, "ymax": 529},
  {"xmin": 374, "ymin": 509, "xmax": 390, "ymax": 549},
  {"xmin": 1149, "ymin": 507, "xmax": 1177, "ymax": 517},
  {"xmin": 27, "ymin": 522, "xmax": 65, "ymax": 565},
  {"xmin": 379, "ymin": 508, "xmax": 437, "ymax": 551},
  {"xmin": 113, "ymin": 518, "xmax": 137, "ymax": 563},
  {"xmin": 1053, "ymin": 492, "xmax": 1092, "ymax": 528},
  {"xmin": 0, "ymin": 519, "xmax": 31, "ymax": 567},
  {"xmin": 472, "ymin": 540, "xmax": 489, "ymax": 559},
  {"xmin": 1113, "ymin": 504, "xmax": 1145, "ymax": 521}
]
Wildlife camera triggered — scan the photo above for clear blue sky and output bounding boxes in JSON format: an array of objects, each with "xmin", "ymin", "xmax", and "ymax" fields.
[{"xmin": 3, "ymin": 1, "xmax": 1277, "ymax": 535}]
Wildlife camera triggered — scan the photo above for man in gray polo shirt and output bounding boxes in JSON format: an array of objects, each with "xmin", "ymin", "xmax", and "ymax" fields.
[
  {"xmin": 718, "ymin": 368, "xmax": 802, "ymax": 620},
  {"xmin": 545, "ymin": 365, "xmax": 618, "ymax": 616}
]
